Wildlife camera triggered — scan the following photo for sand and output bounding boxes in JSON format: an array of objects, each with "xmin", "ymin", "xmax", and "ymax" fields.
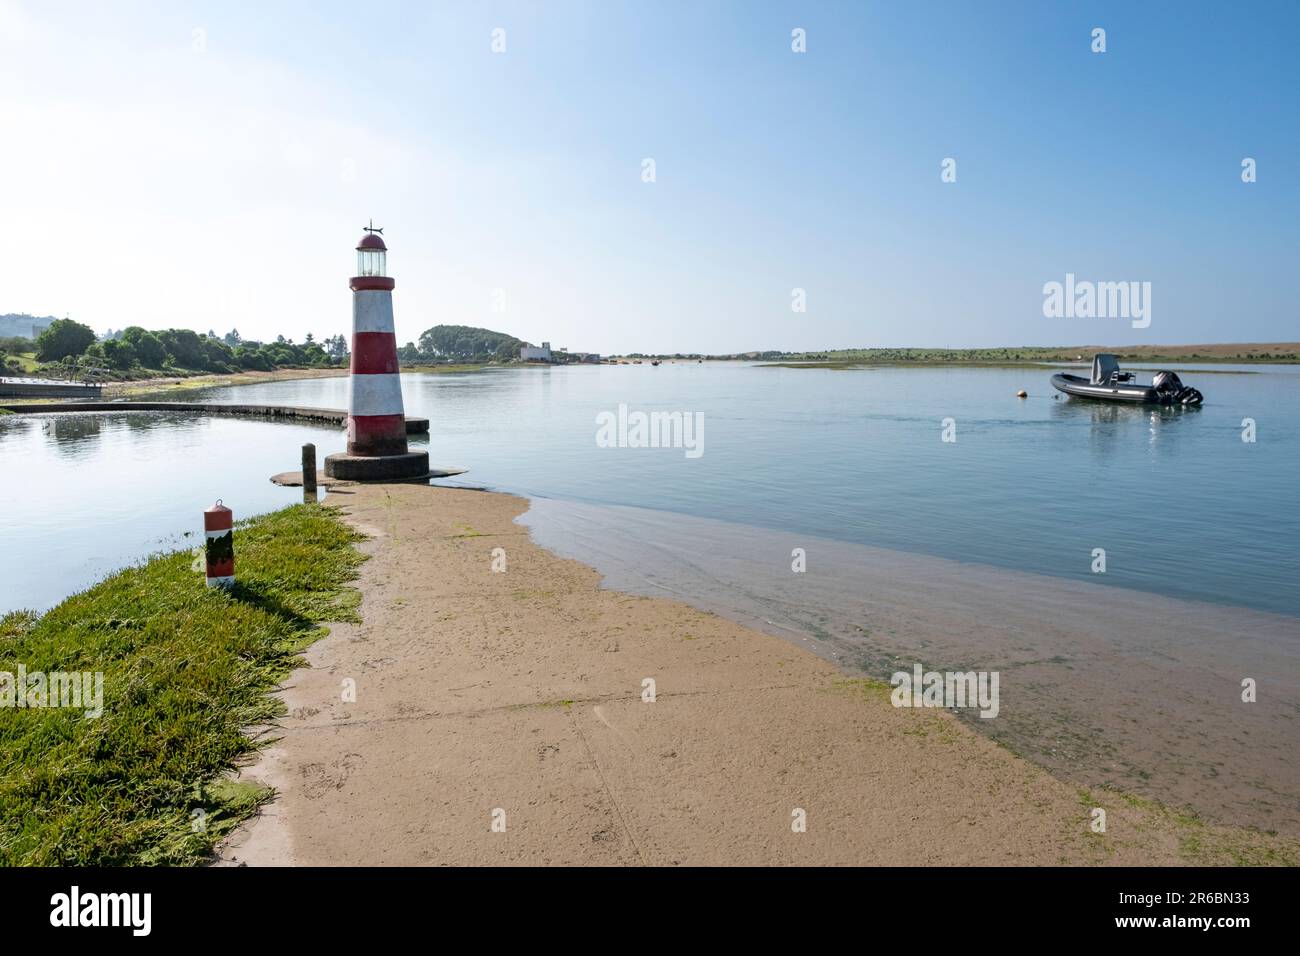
[
  {"xmin": 217, "ymin": 482, "xmax": 1295, "ymax": 866},
  {"xmin": 522, "ymin": 499, "xmax": 1300, "ymax": 838},
  {"xmin": 103, "ymin": 367, "xmax": 348, "ymax": 399}
]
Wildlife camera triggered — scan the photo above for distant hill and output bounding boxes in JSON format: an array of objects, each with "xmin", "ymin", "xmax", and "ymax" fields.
[
  {"xmin": 415, "ymin": 324, "xmax": 526, "ymax": 362},
  {"xmin": 0, "ymin": 313, "xmax": 56, "ymax": 339},
  {"xmin": 761, "ymin": 343, "xmax": 1300, "ymax": 365}
]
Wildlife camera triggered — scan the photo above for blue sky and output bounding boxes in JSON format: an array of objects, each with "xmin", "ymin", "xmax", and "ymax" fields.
[{"xmin": 1, "ymin": 1, "xmax": 1296, "ymax": 352}]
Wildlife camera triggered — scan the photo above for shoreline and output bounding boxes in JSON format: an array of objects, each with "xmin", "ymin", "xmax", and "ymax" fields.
[
  {"xmin": 520, "ymin": 497, "xmax": 1300, "ymax": 838},
  {"xmin": 217, "ymin": 482, "xmax": 1299, "ymax": 866},
  {"xmin": 106, "ymin": 364, "xmax": 488, "ymax": 399},
  {"xmin": 102, "ymin": 366, "xmax": 348, "ymax": 398},
  {"xmin": 2, "ymin": 363, "xmax": 491, "ymax": 405},
  {"xmin": 615, "ymin": 343, "xmax": 1300, "ymax": 365}
]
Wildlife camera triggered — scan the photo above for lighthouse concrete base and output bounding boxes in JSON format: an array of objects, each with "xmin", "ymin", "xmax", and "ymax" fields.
[{"xmin": 324, "ymin": 450, "xmax": 431, "ymax": 482}]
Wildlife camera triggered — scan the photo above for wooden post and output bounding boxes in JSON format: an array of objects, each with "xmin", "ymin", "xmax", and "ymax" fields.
[{"xmin": 302, "ymin": 443, "xmax": 317, "ymax": 500}]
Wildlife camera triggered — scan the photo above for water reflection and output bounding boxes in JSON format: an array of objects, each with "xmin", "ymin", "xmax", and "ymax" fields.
[
  {"xmin": 34, "ymin": 412, "xmax": 220, "ymax": 457},
  {"xmin": 1049, "ymin": 394, "xmax": 1203, "ymax": 459},
  {"xmin": 41, "ymin": 414, "xmax": 105, "ymax": 446},
  {"xmin": 1050, "ymin": 394, "xmax": 1204, "ymax": 426},
  {"xmin": 1, "ymin": 412, "xmax": 343, "ymax": 612}
]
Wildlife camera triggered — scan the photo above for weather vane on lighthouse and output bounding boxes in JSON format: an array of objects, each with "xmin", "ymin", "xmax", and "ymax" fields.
[{"xmin": 363, "ymin": 219, "xmax": 383, "ymax": 236}]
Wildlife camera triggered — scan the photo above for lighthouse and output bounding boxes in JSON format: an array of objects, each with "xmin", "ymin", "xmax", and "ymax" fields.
[{"xmin": 323, "ymin": 223, "xmax": 430, "ymax": 481}]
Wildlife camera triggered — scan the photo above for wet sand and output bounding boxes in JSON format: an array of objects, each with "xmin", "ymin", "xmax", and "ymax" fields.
[
  {"xmin": 218, "ymin": 483, "xmax": 1298, "ymax": 865},
  {"xmin": 524, "ymin": 499, "xmax": 1300, "ymax": 838}
]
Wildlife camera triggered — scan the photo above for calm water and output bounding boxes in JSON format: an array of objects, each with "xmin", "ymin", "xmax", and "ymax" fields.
[{"xmin": 1, "ymin": 362, "xmax": 1298, "ymax": 616}]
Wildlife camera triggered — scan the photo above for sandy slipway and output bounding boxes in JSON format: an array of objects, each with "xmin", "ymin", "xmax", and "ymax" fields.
[{"xmin": 218, "ymin": 483, "xmax": 1290, "ymax": 866}]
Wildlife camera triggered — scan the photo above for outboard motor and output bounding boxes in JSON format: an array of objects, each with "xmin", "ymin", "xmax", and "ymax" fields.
[
  {"xmin": 1152, "ymin": 370, "xmax": 1181, "ymax": 394},
  {"xmin": 1153, "ymin": 370, "xmax": 1203, "ymax": 406}
]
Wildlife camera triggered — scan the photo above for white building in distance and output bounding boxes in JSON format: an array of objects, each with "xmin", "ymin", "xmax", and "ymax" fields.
[{"xmin": 520, "ymin": 341, "xmax": 552, "ymax": 361}]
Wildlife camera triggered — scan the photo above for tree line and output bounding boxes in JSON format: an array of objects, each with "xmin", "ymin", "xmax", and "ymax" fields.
[
  {"xmin": 2, "ymin": 319, "xmax": 535, "ymax": 379},
  {"xmin": 1, "ymin": 319, "xmax": 348, "ymax": 377}
]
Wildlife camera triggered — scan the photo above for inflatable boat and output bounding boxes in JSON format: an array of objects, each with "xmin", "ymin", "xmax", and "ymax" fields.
[{"xmin": 1051, "ymin": 354, "xmax": 1203, "ymax": 406}]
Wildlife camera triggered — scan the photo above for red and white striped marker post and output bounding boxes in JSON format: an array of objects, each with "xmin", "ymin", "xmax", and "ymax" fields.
[
  {"xmin": 204, "ymin": 500, "xmax": 234, "ymax": 588},
  {"xmin": 347, "ymin": 226, "xmax": 408, "ymax": 457}
]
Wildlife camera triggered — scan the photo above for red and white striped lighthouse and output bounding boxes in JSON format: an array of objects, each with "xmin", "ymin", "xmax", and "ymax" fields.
[
  {"xmin": 347, "ymin": 225, "xmax": 408, "ymax": 457},
  {"xmin": 324, "ymin": 223, "xmax": 430, "ymax": 481}
]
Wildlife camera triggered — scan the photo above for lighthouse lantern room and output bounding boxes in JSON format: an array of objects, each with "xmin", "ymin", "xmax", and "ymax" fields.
[{"xmin": 356, "ymin": 233, "xmax": 387, "ymax": 277}]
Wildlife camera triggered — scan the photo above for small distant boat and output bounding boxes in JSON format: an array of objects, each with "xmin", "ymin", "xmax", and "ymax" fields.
[
  {"xmin": 651, "ymin": 360, "xmax": 661, "ymax": 366},
  {"xmin": 1052, "ymin": 354, "xmax": 1203, "ymax": 406}
]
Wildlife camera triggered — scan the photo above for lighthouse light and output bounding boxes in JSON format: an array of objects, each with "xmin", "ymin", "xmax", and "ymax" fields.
[{"xmin": 357, "ymin": 248, "xmax": 386, "ymax": 277}]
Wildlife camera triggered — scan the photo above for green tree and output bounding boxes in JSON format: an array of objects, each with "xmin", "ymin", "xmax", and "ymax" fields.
[
  {"xmin": 260, "ymin": 343, "xmax": 295, "ymax": 367},
  {"xmin": 156, "ymin": 329, "xmax": 205, "ymax": 368},
  {"xmin": 300, "ymin": 342, "xmax": 330, "ymax": 366},
  {"xmin": 199, "ymin": 336, "xmax": 236, "ymax": 372},
  {"xmin": 325, "ymin": 334, "xmax": 349, "ymax": 363},
  {"xmin": 0, "ymin": 336, "xmax": 34, "ymax": 354},
  {"xmin": 35, "ymin": 319, "xmax": 96, "ymax": 362},
  {"xmin": 234, "ymin": 345, "xmax": 272, "ymax": 371},
  {"xmin": 101, "ymin": 338, "xmax": 137, "ymax": 370},
  {"xmin": 120, "ymin": 327, "xmax": 167, "ymax": 368},
  {"xmin": 417, "ymin": 324, "xmax": 523, "ymax": 362}
]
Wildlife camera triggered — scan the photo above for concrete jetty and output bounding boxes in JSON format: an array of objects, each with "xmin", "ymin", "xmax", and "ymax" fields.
[
  {"xmin": 0, "ymin": 401, "xmax": 430, "ymax": 433},
  {"xmin": 0, "ymin": 378, "xmax": 102, "ymax": 399}
]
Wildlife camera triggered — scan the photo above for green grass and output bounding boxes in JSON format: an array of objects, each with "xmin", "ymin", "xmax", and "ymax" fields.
[
  {"xmin": 9, "ymin": 352, "xmax": 39, "ymax": 373},
  {"xmin": 828, "ymin": 676, "xmax": 893, "ymax": 703},
  {"xmin": 0, "ymin": 505, "xmax": 366, "ymax": 865}
]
